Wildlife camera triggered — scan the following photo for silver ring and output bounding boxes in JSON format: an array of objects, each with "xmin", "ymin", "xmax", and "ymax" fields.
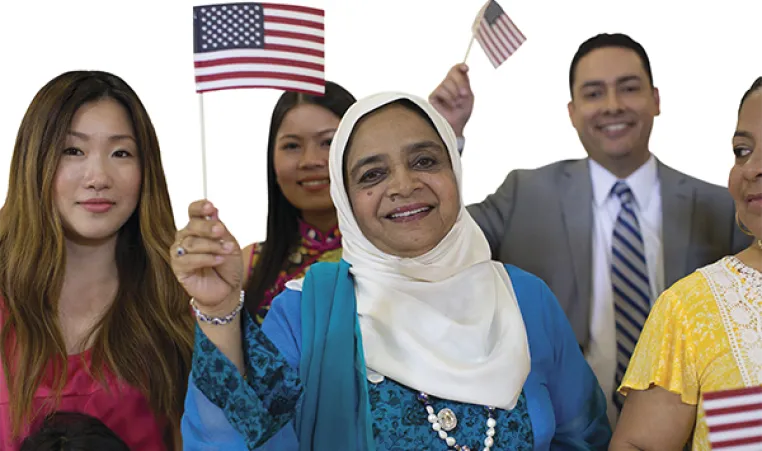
[{"xmin": 176, "ymin": 246, "xmax": 186, "ymax": 257}]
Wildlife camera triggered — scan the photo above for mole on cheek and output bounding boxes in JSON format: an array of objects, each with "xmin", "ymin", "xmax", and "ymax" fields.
[{"xmin": 366, "ymin": 190, "xmax": 373, "ymax": 197}]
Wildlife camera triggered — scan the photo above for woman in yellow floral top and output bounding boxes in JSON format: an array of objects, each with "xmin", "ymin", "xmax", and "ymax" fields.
[
  {"xmin": 241, "ymin": 82, "xmax": 356, "ymax": 324},
  {"xmin": 611, "ymin": 77, "xmax": 762, "ymax": 450}
]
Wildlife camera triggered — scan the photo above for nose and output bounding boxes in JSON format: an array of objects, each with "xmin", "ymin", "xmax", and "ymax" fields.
[
  {"xmin": 743, "ymin": 148, "xmax": 762, "ymax": 181},
  {"xmin": 604, "ymin": 88, "xmax": 624, "ymax": 113},
  {"xmin": 84, "ymin": 154, "xmax": 112, "ymax": 191},
  {"xmin": 298, "ymin": 142, "xmax": 328, "ymax": 170},
  {"xmin": 386, "ymin": 167, "xmax": 422, "ymax": 200}
]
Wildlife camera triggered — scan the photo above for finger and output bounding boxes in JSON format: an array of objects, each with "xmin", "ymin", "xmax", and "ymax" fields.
[
  {"xmin": 176, "ymin": 217, "xmax": 233, "ymax": 243},
  {"xmin": 188, "ymin": 200, "xmax": 218, "ymax": 220},
  {"xmin": 173, "ymin": 254, "xmax": 226, "ymax": 274},
  {"xmin": 174, "ymin": 235, "xmax": 238, "ymax": 257},
  {"xmin": 430, "ymin": 84, "xmax": 457, "ymax": 110},
  {"xmin": 447, "ymin": 66, "xmax": 472, "ymax": 97}
]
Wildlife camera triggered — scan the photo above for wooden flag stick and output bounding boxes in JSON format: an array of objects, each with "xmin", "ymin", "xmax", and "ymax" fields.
[
  {"xmin": 463, "ymin": 35, "xmax": 475, "ymax": 63},
  {"xmin": 198, "ymin": 94, "xmax": 208, "ymax": 199}
]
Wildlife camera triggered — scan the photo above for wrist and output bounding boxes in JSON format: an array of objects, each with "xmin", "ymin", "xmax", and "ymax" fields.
[{"xmin": 191, "ymin": 290, "xmax": 245, "ymax": 325}]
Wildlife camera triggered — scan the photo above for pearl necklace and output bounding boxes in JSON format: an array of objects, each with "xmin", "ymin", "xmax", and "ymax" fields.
[{"xmin": 417, "ymin": 392, "xmax": 496, "ymax": 450}]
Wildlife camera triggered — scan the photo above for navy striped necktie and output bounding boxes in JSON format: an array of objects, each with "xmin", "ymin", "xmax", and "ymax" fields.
[{"xmin": 611, "ymin": 181, "xmax": 651, "ymax": 412}]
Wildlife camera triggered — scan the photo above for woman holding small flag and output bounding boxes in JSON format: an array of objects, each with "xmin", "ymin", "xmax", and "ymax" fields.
[
  {"xmin": 173, "ymin": 91, "xmax": 611, "ymax": 450},
  {"xmin": 611, "ymin": 77, "xmax": 762, "ymax": 450}
]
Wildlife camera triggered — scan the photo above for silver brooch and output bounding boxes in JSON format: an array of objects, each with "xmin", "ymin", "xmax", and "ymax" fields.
[{"xmin": 437, "ymin": 408, "xmax": 457, "ymax": 431}]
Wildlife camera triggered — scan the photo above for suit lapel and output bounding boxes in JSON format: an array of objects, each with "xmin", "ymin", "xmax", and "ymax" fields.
[
  {"xmin": 559, "ymin": 159, "xmax": 594, "ymax": 307},
  {"xmin": 658, "ymin": 160, "xmax": 694, "ymax": 287}
]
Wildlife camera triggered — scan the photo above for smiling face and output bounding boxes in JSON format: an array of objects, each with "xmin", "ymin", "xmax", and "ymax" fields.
[
  {"xmin": 729, "ymin": 88, "xmax": 762, "ymax": 238},
  {"xmin": 273, "ymin": 103, "xmax": 340, "ymax": 217},
  {"xmin": 53, "ymin": 98, "xmax": 142, "ymax": 245},
  {"xmin": 568, "ymin": 46, "xmax": 661, "ymax": 175},
  {"xmin": 344, "ymin": 102, "xmax": 460, "ymax": 258}
]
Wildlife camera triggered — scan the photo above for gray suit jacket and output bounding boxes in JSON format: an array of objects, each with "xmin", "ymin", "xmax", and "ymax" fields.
[{"xmin": 467, "ymin": 157, "xmax": 751, "ymax": 349}]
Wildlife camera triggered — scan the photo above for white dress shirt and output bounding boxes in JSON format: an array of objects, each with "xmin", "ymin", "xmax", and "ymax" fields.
[{"xmin": 586, "ymin": 155, "xmax": 664, "ymax": 427}]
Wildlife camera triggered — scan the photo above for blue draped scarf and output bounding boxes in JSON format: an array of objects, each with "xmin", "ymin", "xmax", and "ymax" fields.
[{"xmin": 296, "ymin": 260, "xmax": 376, "ymax": 450}]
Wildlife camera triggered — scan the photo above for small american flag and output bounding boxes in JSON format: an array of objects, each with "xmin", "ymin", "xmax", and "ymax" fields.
[
  {"xmin": 703, "ymin": 386, "xmax": 762, "ymax": 450},
  {"xmin": 193, "ymin": 2, "xmax": 325, "ymax": 95},
  {"xmin": 471, "ymin": 0, "xmax": 525, "ymax": 68}
]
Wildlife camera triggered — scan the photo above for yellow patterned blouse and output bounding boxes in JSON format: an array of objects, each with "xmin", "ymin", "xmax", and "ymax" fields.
[{"xmin": 619, "ymin": 256, "xmax": 762, "ymax": 449}]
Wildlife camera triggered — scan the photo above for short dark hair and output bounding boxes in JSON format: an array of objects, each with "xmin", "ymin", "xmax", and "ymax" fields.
[
  {"xmin": 739, "ymin": 77, "xmax": 762, "ymax": 113},
  {"xmin": 569, "ymin": 33, "xmax": 654, "ymax": 96},
  {"xmin": 20, "ymin": 412, "xmax": 129, "ymax": 451}
]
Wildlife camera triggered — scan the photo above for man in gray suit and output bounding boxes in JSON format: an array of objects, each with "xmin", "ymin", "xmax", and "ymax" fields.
[{"xmin": 430, "ymin": 33, "xmax": 750, "ymax": 423}]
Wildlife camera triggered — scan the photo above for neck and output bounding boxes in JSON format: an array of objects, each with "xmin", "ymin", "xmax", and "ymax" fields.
[
  {"xmin": 301, "ymin": 209, "xmax": 338, "ymax": 235},
  {"xmin": 595, "ymin": 150, "xmax": 651, "ymax": 179},
  {"xmin": 737, "ymin": 241, "xmax": 762, "ymax": 272},
  {"xmin": 59, "ymin": 235, "xmax": 120, "ymax": 319}
]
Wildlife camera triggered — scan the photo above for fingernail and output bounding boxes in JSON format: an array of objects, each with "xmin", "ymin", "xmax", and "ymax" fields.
[
  {"xmin": 460, "ymin": 88, "xmax": 468, "ymax": 96},
  {"xmin": 212, "ymin": 225, "xmax": 223, "ymax": 235},
  {"xmin": 215, "ymin": 256, "xmax": 224, "ymax": 263},
  {"xmin": 223, "ymin": 241, "xmax": 234, "ymax": 251}
]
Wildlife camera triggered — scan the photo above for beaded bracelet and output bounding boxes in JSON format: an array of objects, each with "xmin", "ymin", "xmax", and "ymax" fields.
[{"xmin": 190, "ymin": 290, "xmax": 245, "ymax": 325}]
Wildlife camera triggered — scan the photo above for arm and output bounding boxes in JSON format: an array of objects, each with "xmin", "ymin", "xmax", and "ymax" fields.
[
  {"xmin": 466, "ymin": 171, "xmax": 518, "ymax": 257},
  {"xmin": 540, "ymin": 283, "xmax": 611, "ymax": 449},
  {"xmin": 609, "ymin": 287, "xmax": 699, "ymax": 450},
  {"xmin": 610, "ymin": 387, "xmax": 695, "ymax": 451},
  {"xmin": 186, "ymin": 308, "xmax": 302, "ymax": 450}
]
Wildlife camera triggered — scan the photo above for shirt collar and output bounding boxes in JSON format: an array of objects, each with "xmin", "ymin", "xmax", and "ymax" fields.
[{"xmin": 589, "ymin": 155, "xmax": 658, "ymax": 209}]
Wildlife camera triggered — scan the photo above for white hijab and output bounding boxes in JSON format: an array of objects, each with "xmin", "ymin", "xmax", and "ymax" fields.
[{"xmin": 292, "ymin": 92, "xmax": 530, "ymax": 410}]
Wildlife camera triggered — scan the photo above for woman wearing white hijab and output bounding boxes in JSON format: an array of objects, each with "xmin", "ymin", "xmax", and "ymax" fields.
[{"xmin": 172, "ymin": 92, "xmax": 611, "ymax": 450}]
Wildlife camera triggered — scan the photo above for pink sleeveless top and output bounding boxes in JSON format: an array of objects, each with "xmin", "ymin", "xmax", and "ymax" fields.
[{"xmin": 0, "ymin": 331, "xmax": 168, "ymax": 450}]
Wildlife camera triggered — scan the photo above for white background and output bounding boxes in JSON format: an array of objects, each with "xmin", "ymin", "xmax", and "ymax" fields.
[{"xmin": 1, "ymin": 0, "xmax": 760, "ymax": 247}]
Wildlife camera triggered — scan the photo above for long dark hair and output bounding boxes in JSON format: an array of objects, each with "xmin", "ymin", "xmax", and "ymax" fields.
[{"xmin": 244, "ymin": 81, "xmax": 356, "ymax": 315}]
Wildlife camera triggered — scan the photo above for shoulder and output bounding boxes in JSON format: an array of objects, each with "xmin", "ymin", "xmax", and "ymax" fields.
[
  {"xmin": 659, "ymin": 161, "xmax": 731, "ymax": 198},
  {"xmin": 499, "ymin": 159, "xmax": 586, "ymax": 194},
  {"xmin": 502, "ymin": 264, "xmax": 560, "ymax": 325},
  {"xmin": 268, "ymin": 288, "xmax": 302, "ymax": 320},
  {"xmin": 652, "ymin": 264, "xmax": 718, "ymax": 321}
]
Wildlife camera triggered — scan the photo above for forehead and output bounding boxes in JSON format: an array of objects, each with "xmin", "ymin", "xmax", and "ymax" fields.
[
  {"xmin": 574, "ymin": 47, "xmax": 648, "ymax": 87},
  {"xmin": 346, "ymin": 104, "xmax": 441, "ymax": 161},
  {"xmin": 278, "ymin": 103, "xmax": 340, "ymax": 135},
  {"xmin": 738, "ymin": 91, "xmax": 762, "ymax": 134},
  {"xmin": 69, "ymin": 98, "xmax": 133, "ymax": 134}
]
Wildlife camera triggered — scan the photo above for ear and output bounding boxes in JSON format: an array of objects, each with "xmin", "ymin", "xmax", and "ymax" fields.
[
  {"xmin": 567, "ymin": 100, "xmax": 577, "ymax": 128},
  {"xmin": 652, "ymin": 87, "xmax": 661, "ymax": 117}
]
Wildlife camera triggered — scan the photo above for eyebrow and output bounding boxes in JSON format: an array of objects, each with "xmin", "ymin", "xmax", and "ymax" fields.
[
  {"xmin": 579, "ymin": 75, "xmax": 642, "ymax": 90},
  {"xmin": 68, "ymin": 131, "xmax": 136, "ymax": 142},
  {"xmin": 734, "ymin": 131, "xmax": 755, "ymax": 140},
  {"xmin": 277, "ymin": 128, "xmax": 337, "ymax": 141},
  {"xmin": 348, "ymin": 140, "xmax": 446, "ymax": 179}
]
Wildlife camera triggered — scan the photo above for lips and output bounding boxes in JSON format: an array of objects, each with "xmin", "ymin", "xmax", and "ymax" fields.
[
  {"xmin": 385, "ymin": 204, "xmax": 434, "ymax": 222},
  {"xmin": 78, "ymin": 199, "xmax": 115, "ymax": 213},
  {"xmin": 596, "ymin": 122, "xmax": 634, "ymax": 139},
  {"xmin": 298, "ymin": 178, "xmax": 330, "ymax": 192}
]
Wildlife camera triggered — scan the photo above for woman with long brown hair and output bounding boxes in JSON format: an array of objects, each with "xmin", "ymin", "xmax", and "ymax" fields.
[{"xmin": 0, "ymin": 71, "xmax": 194, "ymax": 450}]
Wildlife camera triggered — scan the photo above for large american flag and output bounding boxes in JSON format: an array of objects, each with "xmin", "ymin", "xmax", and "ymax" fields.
[
  {"xmin": 703, "ymin": 386, "xmax": 762, "ymax": 450},
  {"xmin": 471, "ymin": 0, "xmax": 525, "ymax": 68},
  {"xmin": 193, "ymin": 2, "xmax": 325, "ymax": 95}
]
